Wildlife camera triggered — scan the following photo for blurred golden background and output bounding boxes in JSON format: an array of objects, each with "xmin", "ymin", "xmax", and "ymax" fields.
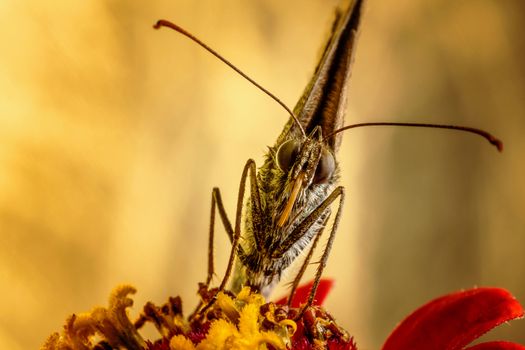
[{"xmin": 1, "ymin": 0, "xmax": 524, "ymax": 349}]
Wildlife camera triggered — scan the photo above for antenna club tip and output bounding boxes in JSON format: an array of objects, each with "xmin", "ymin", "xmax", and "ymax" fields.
[
  {"xmin": 486, "ymin": 134, "xmax": 503, "ymax": 152},
  {"xmin": 153, "ymin": 19, "xmax": 169, "ymax": 30},
  {"xmin": 491, "ymin": 139, "xmax": 504, "ymax": 152}
]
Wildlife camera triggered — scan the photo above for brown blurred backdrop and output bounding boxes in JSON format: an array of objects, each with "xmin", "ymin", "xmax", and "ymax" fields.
[{"xmin": 1, "ymin": 0, "xmax": 524, "ymax": 349}]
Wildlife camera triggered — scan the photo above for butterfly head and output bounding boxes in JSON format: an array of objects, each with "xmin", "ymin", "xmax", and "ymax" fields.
[{"xmin": 274, "ymin": 126, "xmax": 337, "ymax": 228}]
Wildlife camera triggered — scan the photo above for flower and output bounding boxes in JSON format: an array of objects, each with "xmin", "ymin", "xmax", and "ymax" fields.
[
  {"xmin": 42, "ymin": 281, "xmax": 353, "ymax": 350},
  {"xmin": 41, "ymin": 280, "xmax": 524, "ymax": 350}
]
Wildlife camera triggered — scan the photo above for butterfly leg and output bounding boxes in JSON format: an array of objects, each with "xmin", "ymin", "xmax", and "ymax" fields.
[
  {"xmin": 204, "ymin": 187, "xmax": 234, "ymax": 287},
  {"xmin": 287, "ymin": 214, "xmax": 330, "ymax": 307},
  {"xmin": 190, "ymin": 187, "xmax": 234, "ymax": 320},
  {"xmin": 197, "ymin": 159, "xmax": 262, "ymax": 315},
  {"xmin": 217, "ymin": 158, "xmax": 262, "ymax": 291},
  {"xmin": 274, "ymin": 186, "xmax": 345, "ymax": 316},
  {"xmin": 298, "ymin": 186, "xmax": 345, "ymax": 318}
]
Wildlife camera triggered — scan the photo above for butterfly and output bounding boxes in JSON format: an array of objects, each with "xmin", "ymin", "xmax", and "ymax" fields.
[{"xmin": 154, "ymin": 0, "xmax": 501, "ymax": 316}]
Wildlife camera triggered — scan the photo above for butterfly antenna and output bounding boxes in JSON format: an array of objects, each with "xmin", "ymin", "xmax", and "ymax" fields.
[
  {"xmin": 154, "ymin": 19, "xmax": 306, "ymax": 138},
  {"xmin": 325, "ymin": 122, "xmax": 503, "ymax": 152}
]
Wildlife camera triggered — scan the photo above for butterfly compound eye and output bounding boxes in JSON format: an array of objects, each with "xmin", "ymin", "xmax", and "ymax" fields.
[
  {"xmin": 313, "ymin": 148, "xmax": 335, "ymax": 184},
  {"xmin": 276, "ymin": 140, "xmax": 301, "ymax": 173}
]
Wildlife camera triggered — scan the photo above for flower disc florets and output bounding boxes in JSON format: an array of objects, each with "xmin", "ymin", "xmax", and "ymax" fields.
[{"xmin": 42, "ymin": 284, "xmax": 355, "ymax": 350}]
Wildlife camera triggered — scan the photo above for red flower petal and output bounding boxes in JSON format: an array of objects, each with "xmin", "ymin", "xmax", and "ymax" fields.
[
  {"xmin": 464, "ymin": 341, "xmax": 525, "ymax": 350},
  {"xmin": 382, "ymin": 288, "xmax": 524, "ymax": 350},
  {"xmin": 275, "ymin": 278, "xmax": 334, "ymax": 307}
]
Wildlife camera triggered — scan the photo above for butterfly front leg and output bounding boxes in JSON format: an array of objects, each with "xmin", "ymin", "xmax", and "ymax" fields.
[
  {"xmin": 217, "ymin": 158, "xmax": 264, "ymax": 292},
  {"xmin": 287, "ymin": 213, "xmax": 330, "ymax": 307},
  {"xmin": 194, "ymin": 159, "xmax": 264, "ymax": 318},
  {"xmin": 273, "ymin": 186, "xmax": 346, "ymax": 316},
  {"xmin": 202, "ymin": 158, "xmax": 264, "ymax": 288},
  {"xmin": 190, "ymin": 159, "xmax": 261, "ymax": 319}
]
